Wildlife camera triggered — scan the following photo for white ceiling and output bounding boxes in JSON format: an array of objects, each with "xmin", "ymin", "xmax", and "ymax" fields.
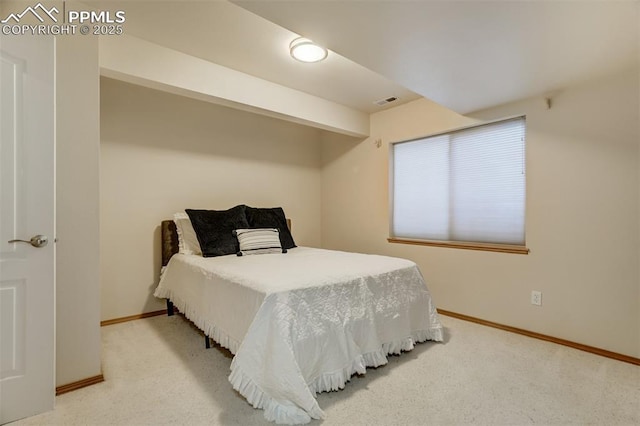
[
  {"xmin": 95, "ymin": 1, "xmax": 420, "ymax": 113},
  {"xmin": 95, "ymin": 1, "xmax": 638, "ymax": 115},
  {"xmin": 235, "ymin": 0, "xmax": 639, "ymax": 114}
]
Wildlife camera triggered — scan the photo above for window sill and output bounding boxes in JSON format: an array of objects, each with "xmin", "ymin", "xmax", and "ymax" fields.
[{"xmin": 387, "ymin": 237, "xmax": 529, "ymax": 255}]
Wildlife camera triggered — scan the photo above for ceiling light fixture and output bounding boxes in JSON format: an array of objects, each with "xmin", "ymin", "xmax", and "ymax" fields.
[{"xmin": 289, "ymin": 37, "xmax": 328, "ymax": 63}]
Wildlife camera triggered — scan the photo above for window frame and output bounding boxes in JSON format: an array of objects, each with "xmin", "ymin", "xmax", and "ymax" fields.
[{"xmin": 388, "ymin": 115, "xmax": 529, "ymax": 255}]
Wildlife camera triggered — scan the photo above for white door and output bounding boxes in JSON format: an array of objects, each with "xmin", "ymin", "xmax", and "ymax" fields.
[{"xmin": 0, "ymin": 35, "xmax": 55, "ymax": 424}]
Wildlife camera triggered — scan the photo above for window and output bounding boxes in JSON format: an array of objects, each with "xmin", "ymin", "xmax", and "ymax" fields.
[{"xmin": 389, "ymin": 116, "xmax": 527, "ymax": 254}]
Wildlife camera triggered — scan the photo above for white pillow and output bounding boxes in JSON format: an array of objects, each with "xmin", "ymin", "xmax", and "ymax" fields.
[
  {"xmin": 235, "ymin": 228, "xmax": 285, "ymax": 256},
  {"xmin": 173, "ymin": 212, "xmax": 202, "ymax": 256}
]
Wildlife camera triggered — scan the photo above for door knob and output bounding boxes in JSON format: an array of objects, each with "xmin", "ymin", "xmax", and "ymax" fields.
[{"xmin": 8, "ymin": 235, "xmax": 48, "ymax": 248}]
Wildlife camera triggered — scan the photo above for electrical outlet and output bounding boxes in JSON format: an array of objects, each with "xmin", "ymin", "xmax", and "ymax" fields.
[{"xmin": 531, "ymin": 290, "xmax": 542, "ymax": 306}]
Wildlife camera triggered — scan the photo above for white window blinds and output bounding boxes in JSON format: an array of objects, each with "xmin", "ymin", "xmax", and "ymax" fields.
[{"xmin": 391, "ymin": 116, "xmax": 526, "ymax": 246}]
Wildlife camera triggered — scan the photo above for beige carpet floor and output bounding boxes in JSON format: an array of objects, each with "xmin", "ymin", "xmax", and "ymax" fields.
[{"xmin": 11, "ymin": 314, "xmax": 639, "ymax": 425}]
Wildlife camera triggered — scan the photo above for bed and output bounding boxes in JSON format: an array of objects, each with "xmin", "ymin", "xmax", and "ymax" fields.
[{"xmin": 154, "ymin": 217, "xmax": 443, "ymax": 424}]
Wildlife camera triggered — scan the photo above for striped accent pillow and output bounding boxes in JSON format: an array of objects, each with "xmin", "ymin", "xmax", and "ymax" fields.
[{"xmin": 234, "ymin": 228, "xmax": 286, "ymax": 256}]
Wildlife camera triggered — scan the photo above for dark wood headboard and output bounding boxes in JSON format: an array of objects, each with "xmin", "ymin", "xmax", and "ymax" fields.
[
  {"xmin": 161, "ymin": 218, "xmax": 292, "ymax": 266},
  {"xmin": 161, "ymin": 220, "xmax": 179, "ymax": 267}
]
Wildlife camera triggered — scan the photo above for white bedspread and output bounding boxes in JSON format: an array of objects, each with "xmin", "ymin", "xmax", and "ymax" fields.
[{"xmin": 154, "ymin": 247, "xmax": 443, "ymax": 424}]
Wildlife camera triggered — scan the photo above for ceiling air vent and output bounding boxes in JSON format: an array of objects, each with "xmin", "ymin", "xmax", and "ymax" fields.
[{"xmin": 373, "ymin": 96, "xmax": 399, "ymax": 107}]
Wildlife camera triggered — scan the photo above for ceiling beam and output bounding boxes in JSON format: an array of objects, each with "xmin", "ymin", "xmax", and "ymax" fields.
[{"xmin": 99, "ymin": 35, "xmax": 369, "ymax": 138}]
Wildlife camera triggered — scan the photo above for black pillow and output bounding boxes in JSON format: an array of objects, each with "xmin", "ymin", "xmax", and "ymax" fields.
[
  {"xmin": 186, "ymin": 205, "xmax": 249, "ymax": 257},
  {"xmin": 245, "ymin": 206, "xmax": 296, "ymax": 249}
]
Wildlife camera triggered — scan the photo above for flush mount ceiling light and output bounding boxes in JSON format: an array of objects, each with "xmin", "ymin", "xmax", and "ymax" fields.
[{"xmin": 289, "ymin": 37, "xmax": 328, "ymax": 63}]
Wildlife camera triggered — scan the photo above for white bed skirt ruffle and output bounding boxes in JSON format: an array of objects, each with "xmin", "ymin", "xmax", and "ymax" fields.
[
  {"xmin": 154, "ymin": 286, "xmax": 242, "ymax": 355},
  {"xmin": 229, "ymin": 327, "xmax": 443, "ymax": 424}
]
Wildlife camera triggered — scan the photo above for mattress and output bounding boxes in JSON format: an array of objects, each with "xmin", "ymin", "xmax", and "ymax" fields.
[{"xmin": 154, "ymin": 246, "xmax": 443, "ymax": 424}]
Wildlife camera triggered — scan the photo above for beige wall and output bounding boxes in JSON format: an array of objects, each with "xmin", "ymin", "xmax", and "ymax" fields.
[
  {"xmin": 100, "ymin": 78, "xmax": 323, "ymax": 321},
  {"xmin": 56, "ymin": 34, "xmax": 102, "ymax": 386},
  {"xmin": 321, "ymin": 71, "xmax": 640, "ymax": 358}
]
